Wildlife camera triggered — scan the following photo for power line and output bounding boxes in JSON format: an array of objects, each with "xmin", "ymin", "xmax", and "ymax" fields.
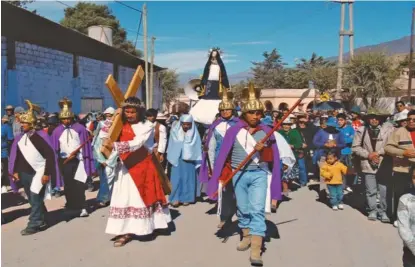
[
  {"xmin": 113, "ymin": 1, "xmax": 142, "ymax": 13},
  {"xmin": 134, "ymin": 12, "xmax": 143, "ymax": 49},
  {"xmin": 56, "ymin": 1, "xmax": 72, "ymax": 8}
]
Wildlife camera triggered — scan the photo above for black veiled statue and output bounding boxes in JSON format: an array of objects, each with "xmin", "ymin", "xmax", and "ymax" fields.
[{"xmin": 199, "ymin": 48, "xmax": 230, "ymax": 100}]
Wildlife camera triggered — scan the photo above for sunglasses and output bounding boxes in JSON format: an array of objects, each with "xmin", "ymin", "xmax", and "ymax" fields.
[
  {"xmin": 407, "ymin": 118, "xmax": 415, "ymax": 122},
  {"xmin": 299, "ymin": 121, "xmax": 307, "ymax": 124},
  {"xmin": 247, "ymin": 111, "xmax": 262, "ymax": 115}
]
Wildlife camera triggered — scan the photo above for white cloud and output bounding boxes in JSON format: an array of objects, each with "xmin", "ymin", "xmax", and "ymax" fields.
[
  {"xmin": 230, "ymin": 41, "xmax": 272, "ymax": 45},
  {"xmin": 155, "ymin": 50, "xmax": 239, "ymax": 73}
]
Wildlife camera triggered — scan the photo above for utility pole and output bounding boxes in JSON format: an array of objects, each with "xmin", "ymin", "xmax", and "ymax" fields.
[
  {"xmin": 335, "ymin": 0, "xmax": 355, "ymax": 97},
  {"xmin": 408, "ymin": 7, "xmax": 415, "ymax": 101},
  {"xmin": 150, "ymin": 36, "xmax": 155, "ymax": 108},
  {"xmin": 143, "ymin": 3, "xmax": 149, "ymax": 108}
]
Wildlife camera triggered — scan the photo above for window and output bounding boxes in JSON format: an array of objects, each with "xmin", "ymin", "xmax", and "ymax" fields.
[{"xmin": 81, "ymin": 97, "xmax": 103, "ymax": 114}]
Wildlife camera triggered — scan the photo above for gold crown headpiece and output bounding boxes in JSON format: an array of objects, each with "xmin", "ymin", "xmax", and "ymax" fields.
[
  {"xmin": 241, "ymin": 82, "xmax": 264, "ymax": 113},
  {"xmin": 20, "ymin": 100, "xmax": 41, "ymax": 127},
  {"xmin": 218, "ymin": 91, "xmax": 235, "ymax": 111},
  {"xmin": 58, "ymin": 97, "xmax": 74, "ymax": 119}
]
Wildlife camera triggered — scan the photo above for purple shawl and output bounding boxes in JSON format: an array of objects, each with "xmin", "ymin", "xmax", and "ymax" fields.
[
  {"xmin": 51, "ymin": 123, "xmax": 96, "ymax": 185},
  {"xmin": 199, "ymin": 117, "xmax": 239, "ymax": 183},
  {"xmin": 207, "ymin": 120, "xmax": 282, "ymax": 201},
  {"xmin": 8, "ymin": 131, "xmax": 60, "ymax": 193}
]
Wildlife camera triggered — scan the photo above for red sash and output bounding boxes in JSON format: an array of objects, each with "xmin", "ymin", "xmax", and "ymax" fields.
[{"xmin": 119, "ymin": 123, "xmax": 167, "ymax": 207}]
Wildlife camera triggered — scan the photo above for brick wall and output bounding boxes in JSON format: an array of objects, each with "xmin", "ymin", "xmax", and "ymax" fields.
[
  {"xmin": 1, "ymin": 37, "xmax": 7, "ymax": 109},
  {"xmin": 78, "ymin": 56, "xmax": 113, "ymax": 111},
  {"xmin": 14, "ymin": 41, "xmax": 73, "ymax": 111},
  {"xmin": 1, "ymin": 37, "xmax": 162, "ymax": 113}
]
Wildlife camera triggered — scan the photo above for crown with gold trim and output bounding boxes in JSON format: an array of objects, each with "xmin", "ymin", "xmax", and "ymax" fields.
[
  {"xmin": 58, "ymin": 97, "xmax": 74, "ymax": 119},
  {"xmin": 240, "ymin": 82, "xmax": 264, "ymax": 113},
  {"xmin": 20, "ymin": 100, "xmax": 41, "ymax": 127},
  {"xmin": 218, "ymin": 91, "xmax": 235, "ymax": 111}
]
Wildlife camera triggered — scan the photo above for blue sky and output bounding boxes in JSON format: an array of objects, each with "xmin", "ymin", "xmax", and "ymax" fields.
[{"xmin": 27, "ymin": 1, "xmax": 414, "ymax": 75}]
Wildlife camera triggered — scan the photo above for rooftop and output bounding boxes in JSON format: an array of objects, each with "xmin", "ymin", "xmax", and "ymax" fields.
[{"xmin": 1, "ymin": 2, "xmax": 164, "ymax": 72}]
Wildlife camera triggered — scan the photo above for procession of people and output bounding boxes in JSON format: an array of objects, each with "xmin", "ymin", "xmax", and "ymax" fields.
[{"xmin": 2, "ymin": 48, "xmax": 415, "ymax": 267}]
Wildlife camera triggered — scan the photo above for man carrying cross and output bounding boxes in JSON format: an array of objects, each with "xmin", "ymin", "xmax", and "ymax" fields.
[{"xmin": 102, "ymin": 96, "xmax": 172, "ymax": 247}]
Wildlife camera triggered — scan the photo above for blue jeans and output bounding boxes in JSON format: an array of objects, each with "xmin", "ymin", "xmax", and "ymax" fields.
[
  {"xmin": 327, "ymin": 184, "xmax": 343, "ymax": 207},
  {"xmin": 233, "ymin": 169, "xmax": 267, "ymax": 237},
  {"xmin": 97, "ymin": 166, "xmax": 115, "ymax": 203},
  {"xmin": 20, "ymin": 172, "xmax": 47, "ymax": 229},
  {"xmin": 298, "ymin": 158, "xmax": 308, "ymax": 186}
]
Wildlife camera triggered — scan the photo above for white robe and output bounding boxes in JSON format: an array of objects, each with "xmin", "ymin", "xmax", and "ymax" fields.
[{"xmin": 105, "ymin": 121, "xmax": 171, "ymax": 236}]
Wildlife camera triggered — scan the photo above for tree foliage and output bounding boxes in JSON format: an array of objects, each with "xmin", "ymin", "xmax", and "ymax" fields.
[
  {"xmin": 251, "ymin": 50, "xmax": 337, "ymax": 92},
  {"xmin": 343, "ymin": 52, "xmax": 398, "ymax": 108},
  {"xmin": 5, "ymin": 0, "xmax": 33, "ymax": 8},
  {"xmin": 60, "ymin": 2, "xmax": 143, "ymax": 58},
  {"xmin": 159, "ymin": 70, "xmax": 180, "ymax": 112},
  {"xmin": 251, "ymin": 49, "xmax": 286, "ymax": 88}
]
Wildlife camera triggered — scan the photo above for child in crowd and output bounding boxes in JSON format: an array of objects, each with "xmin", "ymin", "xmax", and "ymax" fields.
[{"xmin": 320, "ymin": 150, "xmax": 348, "ymax": 211}]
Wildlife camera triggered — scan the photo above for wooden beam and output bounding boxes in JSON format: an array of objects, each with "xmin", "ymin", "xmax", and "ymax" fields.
[{"xmin": 105, "ymin": 75, "xmax": 124, "ymax": 108}]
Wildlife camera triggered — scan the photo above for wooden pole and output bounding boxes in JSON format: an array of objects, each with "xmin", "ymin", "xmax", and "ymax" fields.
[
  {"xmin": 143, "ymin": 3, "xmax": 149, "ymax": 108},
  {"xmin": 150, "ymin": 36, "xmax": 155, "ymax": 109},
  {"xmin": 408, "ymin": 8, "xmax": 415, "ymax": 100}
]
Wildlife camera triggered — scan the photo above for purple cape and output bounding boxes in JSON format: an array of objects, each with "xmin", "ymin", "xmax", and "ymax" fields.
[
  {"xmin": 51, "ymin": 123, "xmax": 96, "ymax": 186},
  {"xmin": 8, "ymin": 130, "xmax": 60, "ymax": 193},
  {"xmin": 199, "ymin": 117, "xmax": 239, "ymax": 183},
  {"xmin": 207, "ymin": 120, "xmax": 282, "ymax": 201}
]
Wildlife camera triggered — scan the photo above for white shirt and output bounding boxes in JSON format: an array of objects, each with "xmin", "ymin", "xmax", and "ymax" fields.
[
  {"xmin": 156, "ymin": 123, "xmax": 167, "ymax": 154},
  {"xmin": 208, "ymin": 64, "xmax": 220, "ymax": 81},
  {"xmin": 59, "ymin": 128, "xmax": 81, "ymax": 158}
]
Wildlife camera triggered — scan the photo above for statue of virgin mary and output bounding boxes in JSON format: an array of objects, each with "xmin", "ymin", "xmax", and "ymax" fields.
[{"xmin": 199, "ymin": 48, "xmax": 230, "ymax": 100}]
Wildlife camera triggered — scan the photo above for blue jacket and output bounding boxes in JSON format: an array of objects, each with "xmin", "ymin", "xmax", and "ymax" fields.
[
  {"xmin": 312, "ymin": 129, "xmax": 346, "ymax": 163},
  {"xmin": 337, "ymin": 125, "xmax": 354, "ymax": 155},
  {"xmin": 1, "ymin": 124, "xmax": 14, "ymax": 158}
]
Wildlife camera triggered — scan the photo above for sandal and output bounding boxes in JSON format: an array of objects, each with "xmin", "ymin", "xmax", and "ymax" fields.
[{"xmin": 113, "ymin": 234, "xmax": 132, "ymax": 247}]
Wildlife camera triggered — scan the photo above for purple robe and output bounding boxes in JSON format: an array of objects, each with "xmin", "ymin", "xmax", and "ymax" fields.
[
  {"xmin": 51, "ymin": 123, "xmax": 96, "ymax": 185},
  {"xmin": 207, "ymin": 120, "xmax": 282, "ymax": 201},
  {"xmin": 8, "ymin": 130, "xmax": 60, "ymax": 193},
  {"xmin": 199, "ymin": 117, "xmax": 239, "ymax": 183}
]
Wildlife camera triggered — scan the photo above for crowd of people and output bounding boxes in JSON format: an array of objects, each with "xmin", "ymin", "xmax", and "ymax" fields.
[{"xmin": 1, "ymin": 91, "xmax": 415, "ymax": 266}]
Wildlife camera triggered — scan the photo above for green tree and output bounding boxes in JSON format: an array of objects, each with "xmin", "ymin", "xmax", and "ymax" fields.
[
  {"xmin": 5, "ymin": 0, "xmax": 33, "ymax": 8},
  {"xmin": 251, "ymin": 49, "xmax": 286, "ymax": 88},
  {"xmin": 296, "ymin": 52, "xmax": 335, "ymax": 70},
  {"xmin": 159, "ymin": 70, "xmax": 180, "ymax": 112},
  {"xmin": 343, "ymin": 52, "xmax": 398, "ymax": 108},
  {"xmin": 397, "ymin": 54, "xmax": 415, "ymax": 70},
  {"xmin": 60, "ymin": 2, "xmax": 143, "ymax": 58},
  {"xmin": 309, "ymin": 66, "xmax": 337, "ymax": 93}
]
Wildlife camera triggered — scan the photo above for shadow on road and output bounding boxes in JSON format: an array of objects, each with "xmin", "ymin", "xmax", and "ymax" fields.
[
  {"xmin": 1, "ymin": 192, "xmax": 28, "ymax": 210},
  {"xmin": 2, "ymin": 198, "xmax": 99, "ymax": 228}
]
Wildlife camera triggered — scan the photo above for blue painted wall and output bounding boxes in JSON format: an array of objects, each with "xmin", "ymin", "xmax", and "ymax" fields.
[{"xmin": 1, "ymin": 36, "xmax": 161, "ymax": 113}]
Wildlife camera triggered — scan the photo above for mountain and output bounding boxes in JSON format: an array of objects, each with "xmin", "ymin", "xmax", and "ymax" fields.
[{"xmin": 326, "ymin": 35, "xmax": 411, "ymax": 61}]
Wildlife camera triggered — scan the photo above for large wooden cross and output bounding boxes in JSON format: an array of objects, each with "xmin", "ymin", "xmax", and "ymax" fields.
[{"xmin": 100, "ymin": 65, "xmax": 145, "ymax": 158}]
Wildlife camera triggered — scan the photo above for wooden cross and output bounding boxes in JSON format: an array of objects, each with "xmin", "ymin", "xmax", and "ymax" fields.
[{"xmin": 100, "ymin": 65, "xmax": 145, "ymax": 157}]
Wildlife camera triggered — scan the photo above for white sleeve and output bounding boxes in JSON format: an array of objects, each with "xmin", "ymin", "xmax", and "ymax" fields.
[
  {"xmin": 208, "ymin": 131, "xmax": 217, "ymax": 167},
  {"xmin": 114, "ymin": 123, "xmax": 153, "ymax": 154},
  {"xmin": 157, "ymin": 124, "xmax": 168, "ymax": 154},
  {"xmin": 274, "ymin": 132, "xmax": 296, "ymax": 168}
]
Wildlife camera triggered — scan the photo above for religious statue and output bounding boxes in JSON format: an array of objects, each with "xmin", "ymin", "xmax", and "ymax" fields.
[{"xmin": 199, "ymin": 48, "xmax": 230, "ymax": 100}]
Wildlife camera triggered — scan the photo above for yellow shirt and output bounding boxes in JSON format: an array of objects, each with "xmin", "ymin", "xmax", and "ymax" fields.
[{"xmin": 320, "ymin": 161, "xmax": 347, "ymax": 185}]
